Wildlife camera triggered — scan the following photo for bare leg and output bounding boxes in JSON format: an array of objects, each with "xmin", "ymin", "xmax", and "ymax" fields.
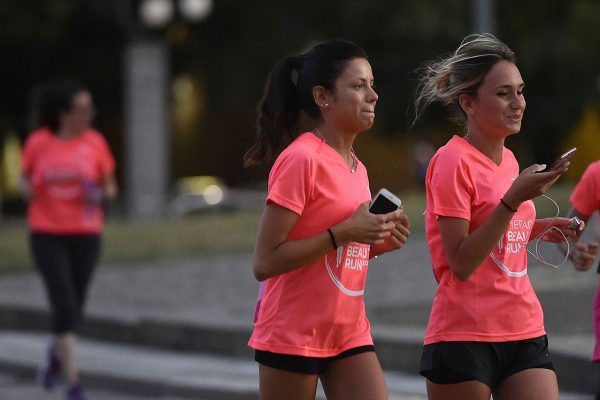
[
  {"xmin": 258, "ymin": 364, "xmax": 318, "ymax": 400},
  {"xmin": 493, "ymin": 368, "xmax": 559, "ymax": 400},
  {"xmin": 56, "ymin": 332, "xmax": 79, "ymax": 386},
  {"xmin": 320, "ymin": 351, "xmax": 388, "ymax": 400},
  {"xmin": 426, "ymin": 379, "xmax": 492, "ymax": 400}
]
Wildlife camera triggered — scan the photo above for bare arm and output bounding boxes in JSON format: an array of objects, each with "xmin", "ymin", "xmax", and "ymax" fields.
[
  {"xmin": 102, "ymin": 172, "xmax": 118, "ymax": 201},
  {"xmin": 19, "ymin": 174, "xmax": 33, "ymax": 202},
  {"xmin": 440, "ymin": 164, "xmax": 566, "ymax": 281},
  {"xmin": 253, "ymin": 202, "xmax": 401, "ymax": 281},
  {"xmin": 558, "ymin": 207, "xmax": 598, "ymax": 271},
  {"xmin": 439, "ymin": 206, "xmax": 515, "ymax": 281}
]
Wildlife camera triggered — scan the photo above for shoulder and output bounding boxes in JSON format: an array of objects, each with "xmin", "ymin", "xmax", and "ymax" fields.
[
  {"xmin": 577, "ymin": 160, "xmax": 600, "ymax": 184},
  {"xmin": 430, "ymin": 136, "xmax": 470, "ymax": 171},
  {"xmin": 273, "ymin": 132, "xmax": 324, "ymax": 170},
  {"xmin": 82, "ymin": 129, "xmax": 108, "ymax": 145},
  {"xmin": 24, "ymin": 127, "xmax": 53, "ymax": 146},
  {"xmin": 584, "ymin": 160, "xmax": 600, "ymax": 176}
]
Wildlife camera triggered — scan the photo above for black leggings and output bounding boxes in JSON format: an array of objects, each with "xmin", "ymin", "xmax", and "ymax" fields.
[{"xmin": 30, "ymin": 232, "xmax": 101, "ymax": 334}]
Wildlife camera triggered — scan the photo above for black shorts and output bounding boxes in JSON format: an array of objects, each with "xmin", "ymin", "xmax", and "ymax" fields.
[
  {"xmin": 420, "ymin": 335, "xmax": 554, "ymax": 388},
  {"xmin": 255, "ymin": 345, "xmax": 375, "ymax": 375}
]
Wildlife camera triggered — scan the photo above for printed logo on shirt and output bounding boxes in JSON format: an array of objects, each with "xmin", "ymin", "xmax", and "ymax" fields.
[
  {"xmin": 324, "ymin": 243, "xmax": 369, "ymax": 296},
  {"xmin": 490, "ymin": 217, "xmax": 533, "ymax": 277},
  {"xmin": 44, "ymin": 168, "xmax": 84, "ymax": 199}
]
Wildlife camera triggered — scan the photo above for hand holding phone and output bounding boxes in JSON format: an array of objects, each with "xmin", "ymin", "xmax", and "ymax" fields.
[{"xmin": 369, "ymin": 188, "xmax": 402, "ymax": 214}]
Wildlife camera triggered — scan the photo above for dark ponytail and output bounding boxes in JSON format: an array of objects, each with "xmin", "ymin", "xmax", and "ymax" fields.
[
  {"xmin": 244, "ymin": 39, "xmax": 367, "ymax": 166},
  {"xmin": 244, "ymin": 55, "xmax": 304, "ymax": 166}
]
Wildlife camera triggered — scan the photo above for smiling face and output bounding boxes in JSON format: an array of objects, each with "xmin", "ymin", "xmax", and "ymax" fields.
[
  {"xmin": 462, "ymin": 60, "xmax": 526, "ymax": 139},
  {"xmin": 320, "ymin": 57, "xmax": 378, "ymax": 134}
]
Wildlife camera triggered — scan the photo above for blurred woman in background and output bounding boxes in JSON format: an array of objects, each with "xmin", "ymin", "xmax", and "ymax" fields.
[{"xmin": 21, "ymin": 80, "xmax": 117, "ymax": 400}]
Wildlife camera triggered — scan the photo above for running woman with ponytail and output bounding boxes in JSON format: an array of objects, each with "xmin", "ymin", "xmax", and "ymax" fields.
[
  {"xmin": 414, "ymin": 33, "xmax": 580, "ymax": 400},
  {"xmin": 245, "ymin": 39, "xmax": 410, "ymax": 400}
]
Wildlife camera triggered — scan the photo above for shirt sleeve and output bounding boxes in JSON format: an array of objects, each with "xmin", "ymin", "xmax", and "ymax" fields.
[
  {"xmin": 429, "ymin": 153, "xmax": 473, "ymax": 221},
  {"xmin": 570, "ymin": 161, "xmax": 600, "ymax": 216},
  {"xmin": 93, "ymin": 132, "xmax": 116, "ymax": 176},
  {"xmin": 21, "ymin": 132, "xmax": 45, "ymax": 176},
  {"xmin": 266, "ymin": 148, "xmax": 315, "ymax": 216}
]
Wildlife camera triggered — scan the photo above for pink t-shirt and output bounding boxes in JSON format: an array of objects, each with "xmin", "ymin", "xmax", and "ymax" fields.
[
  {"xmin": 248, "ymin": 132, "xmax": 374, "ymax": 357},
  {"xmin": 570, "ymin": 161, "xmax": 600, "ymax": 216},
  {"xmin": 22, "ymin": 127, "xmax": 116, "ymax": 234},
  {"xmin": 424, "ymin": 135, "xmax": 545, "ymax": 344}
]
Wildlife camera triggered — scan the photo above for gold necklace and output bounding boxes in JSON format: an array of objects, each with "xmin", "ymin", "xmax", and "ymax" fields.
[{"xmin": 313, "ymin": 128, "xmax": 357, "ymax": 173}]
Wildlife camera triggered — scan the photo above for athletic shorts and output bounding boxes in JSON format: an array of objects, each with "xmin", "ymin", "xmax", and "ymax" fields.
[
  {"xmin": 419, "ymin": 335, "xmax": 554, "ymax": 388},
  {"xmin": 255, "ymin": 345, "xmax": 375, "ymax": 375}
]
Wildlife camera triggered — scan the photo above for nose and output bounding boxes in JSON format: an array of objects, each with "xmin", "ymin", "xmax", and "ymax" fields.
[
  {"xmin": 511, "ymin": 93, "xmax": 525, "ymax": 110},
  {"xmin": 368, "ymin": 86, "xmax": 378, "ymax": 103}
]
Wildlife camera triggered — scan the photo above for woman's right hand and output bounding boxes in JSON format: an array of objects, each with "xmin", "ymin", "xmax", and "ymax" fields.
[
  {"xmin": 502, "ymin": 162, "xmax": 568, "ymax": 209},
  {"xmin": 332, "ymin": 202, "xmax": 402, "ymax": 246}
]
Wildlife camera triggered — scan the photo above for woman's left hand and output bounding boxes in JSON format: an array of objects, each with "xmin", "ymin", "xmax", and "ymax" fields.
[
  {"xmin": 370, "ymin": 211, "xmax": 411, "ymax": 257},
  {"xmin": 534, "ymin": 217, "xmax": 584, "ymax": 242},
  {"xmin": 570, "ymin": 241, "xmax": 599, "ymax": 271}
]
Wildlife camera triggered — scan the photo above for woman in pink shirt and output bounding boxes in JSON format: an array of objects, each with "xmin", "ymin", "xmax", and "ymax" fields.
[
  {"xmin": 244, "ymin": 39, "xmax": 410, "ymax": 399},
  {"xmin": 561, "ymin": 161, "xmax": 600, "ymax": 398},
  {"xmin": 21, "ymin": 81, "xmax": 117, "ymax": 400},
  {"xmin": 414, "ymin": 33, "xmax": 580, "ymax": 400}
]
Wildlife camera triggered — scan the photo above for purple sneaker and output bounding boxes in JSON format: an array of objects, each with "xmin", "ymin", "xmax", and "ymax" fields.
[
  {"xmin": 39, "ymin": 341, "xmax": 62, "ymax": 390},
  {"xmin": 66, "ymin": 383, "xmax": 86, "ymax": 400}
]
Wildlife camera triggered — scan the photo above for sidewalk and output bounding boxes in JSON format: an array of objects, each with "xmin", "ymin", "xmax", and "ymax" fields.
[{"xmin": 0, "ymin": 236, "xmax": 597, "ymax": 397}]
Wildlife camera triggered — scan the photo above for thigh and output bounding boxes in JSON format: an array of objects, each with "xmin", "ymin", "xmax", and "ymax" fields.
[
  {"xmin": 68, "ymin": 235, "xmax": 101, "ymax": 295},
  {"xmin": 426, "ymin": 379, "xmax": 492, "ymax": 400},
  {"xmin": 493, "ymin": 368, "xmax": 559, "ymax": 400},
  {"xmin": 320, "ymin": 351, "xmax": 387, "ymax": 400},
  {"xmin": 30, "ymin": 234, "xmax": 74, "ymax": 304},
  {"xmin": 259, "ymin": 364, "xmax": 318, "ymax": 400}
]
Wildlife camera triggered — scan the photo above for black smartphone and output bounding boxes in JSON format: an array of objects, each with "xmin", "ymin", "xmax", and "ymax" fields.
[
  {"xmin": 369, "ymin": 188, "xmax": 402, "ymax": 214},
  {"xmin": 548, "ymin": 147, "xmax": 577, "ymax": 171}
]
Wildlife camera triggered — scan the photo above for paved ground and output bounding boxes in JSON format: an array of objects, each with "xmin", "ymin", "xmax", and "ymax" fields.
[{"xmin": 0, "ymin": 234, "xmax": 597, "ymax": 398}]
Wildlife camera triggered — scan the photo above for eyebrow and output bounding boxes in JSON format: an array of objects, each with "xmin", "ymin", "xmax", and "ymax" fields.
[{"xmin": 495, "ymin": 83, "xmax": 525, "ymax": 90}]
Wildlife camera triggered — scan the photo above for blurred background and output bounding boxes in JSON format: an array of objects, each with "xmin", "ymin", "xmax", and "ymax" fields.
[
  {"xmin": 0, "ymin": 0, "xmax": 599, "ymax": 218},
  {"xmin": 0, "ymin": 0, "xmax": 600, "ymax": 398}
]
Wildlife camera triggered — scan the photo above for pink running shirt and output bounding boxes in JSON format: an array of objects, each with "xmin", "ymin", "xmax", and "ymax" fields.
[
  {"xmin": 248, "ymin": 132, "xmax": 374, "ymax": 357},
  {"xmin": 424, "ymin": 135, "xmax": 545, "ymax": 344},
  {"xmin": 570, "ymin": 161, "xmax": 600, "ymax": 217},
  {"xmin": 22, "ymin": 127, "xmax": 116, "ymax": 234}
]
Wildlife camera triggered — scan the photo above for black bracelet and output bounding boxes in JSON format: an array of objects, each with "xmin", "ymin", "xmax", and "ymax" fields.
[
  {"xmin": 500, "ymin": 198, "xmax": 518, "ymax": 213},
  {"xmin": 326, "ymin": 228, "xmax": 338, "ymax": 249}
]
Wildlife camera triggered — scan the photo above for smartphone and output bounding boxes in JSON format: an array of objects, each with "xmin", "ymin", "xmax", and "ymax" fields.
[
  {"xmin": 369, "ymin": 188, "xmax": 402, "ymax": 214},
  {"xmin": 549, "ymin": 147, "xmax": 577, "ymax": 171},
  {"xmin": 569, "ymin": 216, "xmax": 583, "ymax": 231}
]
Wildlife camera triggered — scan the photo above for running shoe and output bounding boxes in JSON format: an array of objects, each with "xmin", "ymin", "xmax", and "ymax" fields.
[
  {"xmin": 39, "ymin": 341, "xmax": 62, "ymax": 390},
  {"xmin": 66, "ymin": 383, "xmax": 86, "ymax": 400}
]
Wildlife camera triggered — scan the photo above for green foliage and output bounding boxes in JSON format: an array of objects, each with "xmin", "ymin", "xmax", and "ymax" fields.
[{"xmin": 0, "ymin": 211, "xmax": 261, "ymax": 275}]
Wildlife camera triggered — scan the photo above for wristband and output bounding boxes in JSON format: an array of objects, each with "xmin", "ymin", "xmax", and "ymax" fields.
[
  {"xmin": 500, "ymin": 198, "xmax": 518, "ymax": 213},
  {"xmin": 326, "ymin": 228, "xmax": 338, "ymax": 249}
]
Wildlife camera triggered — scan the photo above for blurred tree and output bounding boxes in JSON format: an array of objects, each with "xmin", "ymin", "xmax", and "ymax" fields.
[
  {"xmin": 0, "ymin": 0, "xmax": 124, "ymax": 175},
  {"xmin": 500, "ymin": 0, "xmax": 600, "ymax": 168},
  {"xmin": 1, "ymin": 0, "xmax": 599, "ymax": 198},
  {"xmin": 562, "ymin": 104, "xmax": 600, "ymax": 180}
]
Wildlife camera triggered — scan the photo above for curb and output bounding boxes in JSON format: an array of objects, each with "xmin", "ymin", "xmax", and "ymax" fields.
[{"xmin": 0, "ymin": 304, "xmax": 595, "ymax": 395}]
